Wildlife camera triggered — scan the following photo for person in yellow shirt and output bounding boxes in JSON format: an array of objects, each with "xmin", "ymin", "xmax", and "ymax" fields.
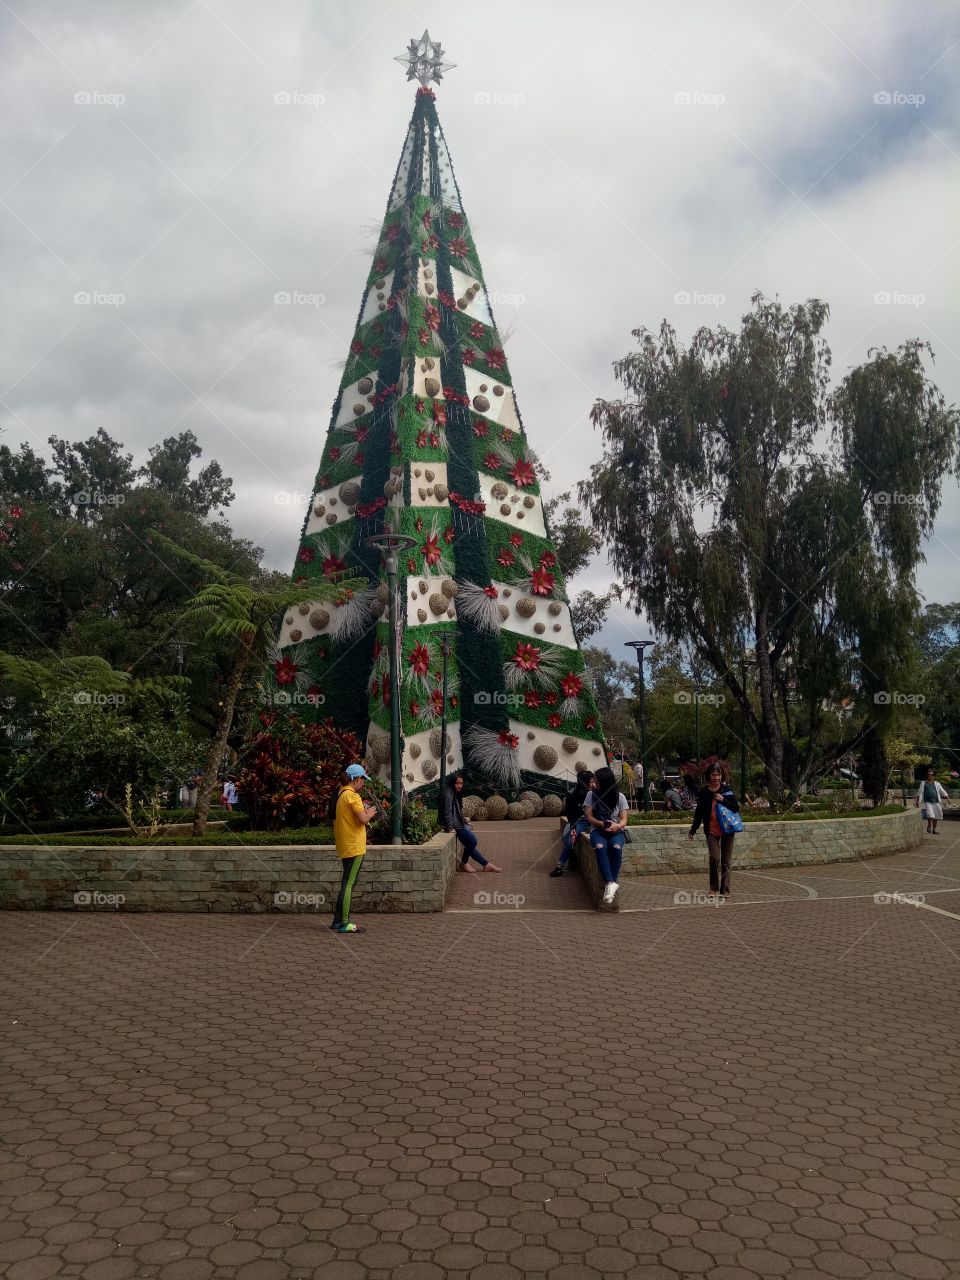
[{"xmin": 332, "ymin": 764, "xmax": 377, "ymax": 934}]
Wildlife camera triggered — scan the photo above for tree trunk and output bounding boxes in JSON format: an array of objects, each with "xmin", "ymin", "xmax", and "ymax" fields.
[
  {"xmin": 754, "ymin": 613, "xmax": 786, "ymax": 803},
  {"xmin": 192, "ymin": 634, "xmax": 254, "ymax": 837}
]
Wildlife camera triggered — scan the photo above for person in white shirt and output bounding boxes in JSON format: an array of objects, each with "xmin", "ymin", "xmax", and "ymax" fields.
[
  {"xmin": 221, "ymin": 777, "xmax": 239, "ymax": 811},
  {"xmin": 916, "ymin": 768, "xmax": 949, "ymax": 835},
  {"xmin": 584, "ymin": 765, "xmax": 630, "ymax": 905}
]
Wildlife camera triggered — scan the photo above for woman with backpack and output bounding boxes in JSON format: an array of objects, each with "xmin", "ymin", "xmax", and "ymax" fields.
[
  {"xmin": 549, "ymin": 770, "xmax": 596, "ymax": 877},
  {"xmin": 584, "ymin": 766, "xmax": 630, "ymax": 904},
  {"xmin": 687, "ymin": 762, "xmax": 742, "ymax": 899}
]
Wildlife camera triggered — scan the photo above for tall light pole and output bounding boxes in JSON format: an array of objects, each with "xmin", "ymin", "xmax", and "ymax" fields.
[
  {"xmin": 364, "ymin": 533, "xmax": 416, "ymax": 844},
  {"xmin": 437, "ymin": 632, "xmax": 451, "ymax": 820},
  {"xmin": 739, "ymin": 654, "xmax": 749, "ymax": 800},
  {"xmin": 625, "ymin": 640, "xmax": 654, "ymax": 813},
  {"xmin": 694, "ymin": 681, "xmax": 702, "ymax": 786}
]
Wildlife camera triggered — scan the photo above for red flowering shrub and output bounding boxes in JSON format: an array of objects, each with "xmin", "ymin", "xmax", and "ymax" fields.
[{"xmin": 238, "ymin": 717, "xmax": 364, "ymax": 831}]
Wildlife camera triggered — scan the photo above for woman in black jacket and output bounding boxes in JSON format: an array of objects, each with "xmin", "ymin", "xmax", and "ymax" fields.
[
  {"xmin": 549, "ymin": 770, "xmax": 596, "ymax": 877},
  {"xmin": 687, "ymin": 763, "xmax": 740, "ymax": 898},
  {"xmin": 440, "ymin": 773, "xmax": 501, "ymax": 874}
]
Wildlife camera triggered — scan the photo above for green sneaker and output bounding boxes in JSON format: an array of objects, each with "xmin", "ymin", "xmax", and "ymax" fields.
[{"xmin": 337, "ymin": 923, "xmax": 365, "ymax": 934}]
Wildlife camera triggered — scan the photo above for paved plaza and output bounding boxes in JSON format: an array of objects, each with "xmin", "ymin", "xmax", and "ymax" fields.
[{"xmin": 2, "ymin": 825, "xmax": 959, "ymax": 1280}]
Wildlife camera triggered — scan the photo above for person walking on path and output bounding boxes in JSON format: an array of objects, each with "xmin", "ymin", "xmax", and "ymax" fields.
[
  {"xmin": 550, "ymin": 770, "xmax": 596, "ymax": 876},
  {"xmin": 585, "ymin": 766, "xmax": 630, "ymax": 905},
  {"xmin": 441, "ymin": 773, "xmax": 501, "ymax": 873},
  {"xmin": 221, "ymin": 776, "xmax": 238, "ymax": 811},
  {"xmin": 688, "ymin": 763, "xmax": 741, "ymax": 899},
  {"xmin": 332, "ymin": 764, "xmax": 377, "ymax": 934},
  {"xmin": 916, "ymin": 768, "xmax": 950, "ymax": 835}
]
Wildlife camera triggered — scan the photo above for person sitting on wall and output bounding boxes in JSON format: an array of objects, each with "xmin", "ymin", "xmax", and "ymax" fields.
[{"xmin": 441, "ymin": 773, "xmax": 502, "ymax": 873}]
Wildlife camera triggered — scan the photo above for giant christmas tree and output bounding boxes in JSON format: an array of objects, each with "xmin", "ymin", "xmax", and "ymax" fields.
[{"xmin": 273, "ymin": 32, "xmax": 605, "ymax": 793}]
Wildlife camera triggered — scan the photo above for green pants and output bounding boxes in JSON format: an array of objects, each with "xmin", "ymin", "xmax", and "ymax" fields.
[{"xmin": 333, "ymin": 855, "xmax": 363, "ymax": 927}]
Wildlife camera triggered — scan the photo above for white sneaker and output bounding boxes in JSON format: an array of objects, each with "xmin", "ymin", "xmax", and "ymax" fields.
[
  {"xmin": 602, "ymin": 883, "xmax": 616, "ymax": 904},
  {"xmin": 611, "ymin": 881, "xmax": 619, "ymax": 897}
]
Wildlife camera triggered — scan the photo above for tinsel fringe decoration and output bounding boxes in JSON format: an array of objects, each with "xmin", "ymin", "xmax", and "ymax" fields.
[
  {"xmin": 503, "ymin": 642, "xmax": 567, "ymax": 692},
  {"xmin": 560, "ymin": 695, "xmax": 582, "ymax": 719},
  {"xmin": 462, "ymin": 724, "xmax": 521, "ymax": 790},
  {"xmin": 329, "ymin": 587, "xmax": 379, "ymax": 644},
  {"xmin": 454, "ymin": 581, "xmax": 503, "ymax": 634}
]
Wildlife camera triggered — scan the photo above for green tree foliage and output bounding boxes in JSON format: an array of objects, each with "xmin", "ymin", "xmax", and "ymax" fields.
[
  {"xmin": 581, "ymin": 294, "xmax": 960, "ymax": 801},
  {"xmin": 543, "ymin": 490, "xmax": 620, "ymax": 643}
]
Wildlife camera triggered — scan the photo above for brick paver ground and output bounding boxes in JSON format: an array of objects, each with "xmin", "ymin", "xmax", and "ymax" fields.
[{"xmin": 2, "ymin": 829, "xmax": 959, "ymax": 1280}]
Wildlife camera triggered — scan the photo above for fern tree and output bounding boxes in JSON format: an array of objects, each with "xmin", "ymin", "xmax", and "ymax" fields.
[{"xmin": 151, "ymin": 531, "xmax": 366, "ymax": 835}]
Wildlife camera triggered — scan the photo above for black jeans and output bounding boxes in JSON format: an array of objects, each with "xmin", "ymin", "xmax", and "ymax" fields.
[{"xmin": 705, "ymin": 833, "xmax": 734, "ymax": 894}]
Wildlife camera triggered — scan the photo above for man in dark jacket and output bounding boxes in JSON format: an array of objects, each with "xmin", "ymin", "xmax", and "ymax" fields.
[{"xmin": 441, "ymin": 773, "xmax": 501, "ymax": 873}]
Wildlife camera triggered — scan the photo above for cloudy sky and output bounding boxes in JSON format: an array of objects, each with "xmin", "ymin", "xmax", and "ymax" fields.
[{"xmin": 2, "ymin": 0, "xmax": 958, "ymax": 655}]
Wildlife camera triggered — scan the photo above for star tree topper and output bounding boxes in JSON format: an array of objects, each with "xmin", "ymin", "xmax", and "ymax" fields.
[{"xmin": 394, "ymin": 29, "xmax": 456, "ymax": 88}]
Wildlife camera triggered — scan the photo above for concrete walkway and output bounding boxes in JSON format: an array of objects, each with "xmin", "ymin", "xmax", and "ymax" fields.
[{"xmin": 1, "ymin": 833, "xmax": 959, "ymax": 1280}]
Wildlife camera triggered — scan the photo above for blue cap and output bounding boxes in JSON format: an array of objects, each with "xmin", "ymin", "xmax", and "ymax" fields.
[{"xmin": 345, "ymin": 764, "xmax": 370, "ymax": 780}]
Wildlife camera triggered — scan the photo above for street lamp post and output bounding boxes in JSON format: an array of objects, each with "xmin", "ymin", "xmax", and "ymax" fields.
[
  {"xmin": 364, "ymin": 533, "xmax": 417, "ymax": 845},
  {"xmin": 694, "ymin": 682, "xmax": 701, "ymax": 786},
  {"xmin": 437, "ymin": 633, "xmax": 451, "ymax": 820},
  {"xmin": 625, "ymin": 640, "xmax": 654, "ymax": 813}
]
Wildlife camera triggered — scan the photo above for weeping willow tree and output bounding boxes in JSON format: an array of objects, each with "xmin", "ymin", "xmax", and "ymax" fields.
[
  {"xmin": 581, "ymin": 294, "xmax": 959, "ymax": 803},
  {"xmin": 151, "ymin": 532, "xmax": 366, "ymax": 835}
]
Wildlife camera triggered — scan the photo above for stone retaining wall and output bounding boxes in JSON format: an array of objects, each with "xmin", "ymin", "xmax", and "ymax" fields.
[
  {"xmin": 621, "ymin": 806, "xmax": 922, "ymax": 875},
  {"xmin": 0, "ymin": 834, "xmax": 459, "ymax": 913}
]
